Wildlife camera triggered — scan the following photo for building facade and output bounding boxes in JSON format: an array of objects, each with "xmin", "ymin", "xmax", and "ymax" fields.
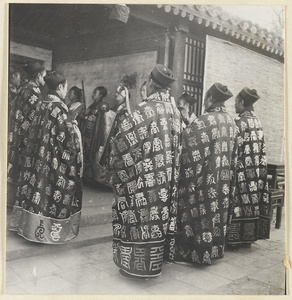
[{"xmin": 9, "ymin": 4, "xmax": 285, "ymax": 163}]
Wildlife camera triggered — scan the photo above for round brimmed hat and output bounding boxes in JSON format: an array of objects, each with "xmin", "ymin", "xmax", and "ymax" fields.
[
  {"xmin": 44, "ymin": 71, "xmax": 66, "ymax": 90},
  {"xmin": 209, "ymin": 83, "xmax": 233, "ymax": 102},
  {"xmin": 150, "ymin": 64, "xmax": 176, "ymax": 88},
  {"xmin": 179, "ymin": 92, "xmax": 196, "ymax": 105},
  {"xmin": 239, "ymin": 87, "xmax": 260, "ymax": 104},
  {"xmin": 23, "ymin": 61, "xmax": 45, "ymax": 77}
]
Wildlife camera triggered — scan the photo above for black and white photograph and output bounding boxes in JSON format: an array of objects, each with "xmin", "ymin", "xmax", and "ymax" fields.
[{"xmin": 3, "ymin": 1, "xmax": 288, "ymax": 296}]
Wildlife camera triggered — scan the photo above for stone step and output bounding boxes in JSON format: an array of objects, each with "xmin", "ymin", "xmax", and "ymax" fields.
[
  {"xmin": 6, "ymin": 182, "xmax": 114, "ymax": 261},
  {"xmin": 80, "ymin": 181, "xmax": 113, "ymax": 227},
  {"xmin": 6, "ymin": 223, "xmax": 113, "ymax": 261}
]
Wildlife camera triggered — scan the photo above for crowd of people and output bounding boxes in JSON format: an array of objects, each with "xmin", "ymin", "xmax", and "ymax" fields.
[{"xmin": 7, "ymin": 60, "xmax": 270, "ymax": 279}]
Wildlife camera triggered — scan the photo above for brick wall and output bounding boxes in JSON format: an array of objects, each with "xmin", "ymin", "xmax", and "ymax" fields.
[{"xmin": 204, "ymin": 36, "xmax": 285, "ymax": 164}]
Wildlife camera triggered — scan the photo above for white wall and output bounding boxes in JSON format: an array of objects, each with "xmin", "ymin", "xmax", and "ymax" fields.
[
  {"xmin": 204, "ymin": 35, "xmax": 285, "ymax": 163},
  {"xmin": 56, "ymin": 51, "xmax": 158, "ymax": 109}
]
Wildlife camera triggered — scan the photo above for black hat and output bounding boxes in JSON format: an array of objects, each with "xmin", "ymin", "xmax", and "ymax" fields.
[
  {"xmin": 150, "ymin": 64, "xmax": 176, "ymax": 88},
  {"xmin": 179, "ymin": 92, "xmax": 197, "ymax": 105},
  {"xmin": 23, "ymin": 61, "xmax": 45, "ymax": 77},
  {"xmin": 44, "ymin": 71, "xmax": 66, "ymax": 90},
  {"xmin": 239, "ymin": 87, "xmax": 260, "ymax": 104},
  {"xmin": 209, "ymin": 83, "xmax": 233, "ymax": 102}
]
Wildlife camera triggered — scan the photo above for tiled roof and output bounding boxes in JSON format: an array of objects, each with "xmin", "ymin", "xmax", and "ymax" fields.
[{"xmin": 157, "ymin": 4, "xmax": 284, "ymax": 57}]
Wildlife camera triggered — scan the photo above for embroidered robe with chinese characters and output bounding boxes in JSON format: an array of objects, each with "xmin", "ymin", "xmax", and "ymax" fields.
[
  {"xmin": 175, "ymin": 106, "xmax": 237, "ymax": 265},
  {"xmin": 9, "ymin": 94, "xmax": 83, "ymax": 244},
  {"xmin": 110, "ymin": 90, "xmax": 182, "ymax": 277},
  {"xmin": 7, "ymin": 81, "xmax": 43, "ymax": 208},
  {"xmin": 227, "ymin": 110, "xmax": 270, "ymax": 245},
  {"xmin": 8, "ymin": 83, "xmax": 19, "ymax": 135}
]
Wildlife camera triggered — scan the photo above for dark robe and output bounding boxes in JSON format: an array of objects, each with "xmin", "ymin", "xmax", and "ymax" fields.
[
  {"xmin": 7, "ymin": 81, "xmax": 43, "ymax": 208},
  {"xmin": 9, "ymin": 93, "xmax": 83, "ymax": 244},
  {"xmin": 227, "ymin": 110, "xmax": 270, "ymax": 245},
  {"xmin": 82, "ymin": 100, "xmax": 108, "ymax": 183},
  {"xmin": 8, "ymin": 83, "xmax": 18, "ymax": 135},
  {"xmin": 67, "ymin": 99, "xmax": 85, "ymax": 129},
  {"xmin": 175, "ymin": 106, "xmax": 237, "ymax": 265},
  {"xmin": 110, "ymin": 90, "xmax": 182, "ymax": 277}
]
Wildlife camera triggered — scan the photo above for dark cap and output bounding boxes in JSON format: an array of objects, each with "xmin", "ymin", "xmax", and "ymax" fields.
[
  {"xmin": 44, "ymin": 71, "xmax": 66, "ymax": 90},
  {"xmin": 23, "ymin": 61, "xmax": 45, "ymax": 77},
  {"xmin": 179, "ymin": 92, "xmax": 196, "ymax": 105},
  {"xmin": 150, "ymin": 64, "xmax": 176, "ymax": 88},
  {"xmin": 208, "ymin": 83, "xmax": 233, "ymax": 102},
  {"xmin": 239, "ymin": 87, "xmax": 260, "ymax": 104}
]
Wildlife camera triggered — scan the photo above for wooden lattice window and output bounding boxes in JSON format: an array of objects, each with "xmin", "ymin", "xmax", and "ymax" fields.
[{"xmin": 183, "ymin": 36, "xmax": 205, "ymax": 116}]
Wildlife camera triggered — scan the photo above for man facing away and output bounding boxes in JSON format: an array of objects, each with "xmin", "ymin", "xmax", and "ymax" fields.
[
  {"xmin": 7, "ymin": 61, "xmax": 46, "ymax": 210},
  {"xmin": 175, "ymin": 83, "xmax": 237, "ymax": 265},
  {"xmin": 109, "ymin": 64, "xmax": 182, "ymax": 279},
  {"xmin": 227, "ymin": 88, "xmax": 270, "ymax": 250},
  {"xmin": 9, "ymin": 71, "xmax": 83, "ymax": 244},
  {"xmin": 8, "ymin": 65, "xmax": 22, "ymax": 126}
]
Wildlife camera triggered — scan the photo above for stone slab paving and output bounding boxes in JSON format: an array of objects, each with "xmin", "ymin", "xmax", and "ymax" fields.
[
  {"xmin": 5, "ymin": 232, "xmax": 286, "ymax": 295},
  {"xmin": 6, "ymin": 223, "xmax": 113, "ymax": 261},
  {"xmin": 4, "ymin": 186, "xmax": 286, "ymax": 296}
]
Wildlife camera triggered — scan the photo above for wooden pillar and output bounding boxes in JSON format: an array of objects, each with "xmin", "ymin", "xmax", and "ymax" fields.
[
  {"xmin": 164, "ymin": 32, "xmax": 171, "ymax": 67},
  {"xmin": 170, "ymin": 30, "xmax": 185, "ymax": 100}
]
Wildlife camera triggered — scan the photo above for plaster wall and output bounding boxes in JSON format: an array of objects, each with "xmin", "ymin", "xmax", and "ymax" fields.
[
  {"xmin": 56, "ymin": 51, "xmax": 158, "ymax": 109},
  {"xmin": 204, "ymin": 35, "xmax": 285, "ymax": 163}
]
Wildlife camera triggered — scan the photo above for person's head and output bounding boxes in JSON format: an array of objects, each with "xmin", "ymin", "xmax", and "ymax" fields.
[
  {"xmin": 177, "ymin": 92, "xmax": 196, "ymax": 118},
  {"xmin": 140, "ymin": 81, "xmax": 147, "ymax": 101},
  {"xmin": 146, "ymin": 64, "xmax": 176, "ymax": 97},
  {"xmin": 68, "ymin": 86, "xmax": 82, "ymax": 102},
  {"xmin": 92, "ymin": 86, "xmax": 107, "ymax": 102},
  {"xmin": 235, "ymin": 88, "xmax": 260, "ymax": 113},
  {"xmin": 9, "ymin": 65, "xmax": 22, "ymax": 88},
  {"xmin": 44, "ymin": 71, "xmax": 67, "ymax": 100},
  {"xmin": 204, "ymin": 83, "xmax": 233, "ymax": 112},
  {"xmin": 115, "ymin": 84, "xmax": 131, "ymax": 105},
  {"xmin": 23, "ymin": 61, "xmax": 46, "ymax": 86}
]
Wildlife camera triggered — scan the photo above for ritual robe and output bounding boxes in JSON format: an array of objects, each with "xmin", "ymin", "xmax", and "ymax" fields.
[
  {"xmin": 67, "ymin": 99, "xmax": 85, "ymax": 129},
  {"xmin": 9, "ymin": 94, "xmax": 83, "ymax": 244},
  {"xmin": 7, "ymin": 81, "xmax": 43, "ymax": 208},
  {"xmin": 175, "ymin": 106, "xmax": 237, "ymax": 265},
  {"xmin": 8, "ymin": 83, "xmax": 18, "ymax": 135},
  {"xmin": 110, "ymin": 90, "xmax": 182, "ymax": 277},
  {"xmin": 96, "ymin": 103, "xmax": 128, "ymax": 186},
  {"xmin": 82, "ymin": 100, "xmax": 108, "ymax": 183},
  {"xmin": 227, "ymin": 110, "xmax": 270, "ymax": 245}
]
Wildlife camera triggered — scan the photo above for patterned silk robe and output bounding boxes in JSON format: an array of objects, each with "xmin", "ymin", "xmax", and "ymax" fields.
[
  {"xmin": 175, "ymin": 106, "xmax": 237, "ymax": 265},
  {"xmin": 110, "ymin": 90, "xmax": 182, "ymax": 277},
  {"xmin": 8, "ymin": 83, "xmax": 19, "ymax": 135},
  {"xmin": 227, "ymin": 110, "xmax": 270, "ymax": 245},
  {"xmin": 7, "ymin": 81, "xmax": 43, "ymax": 207},
  {"xmin": 9, "ymin": 94, "xmax": 83, "ymax": 244}
]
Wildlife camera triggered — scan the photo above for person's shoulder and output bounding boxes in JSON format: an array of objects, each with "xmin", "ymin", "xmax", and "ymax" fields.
[
  {"xmin": 196, "ymin": 112, "xmax": 210, "ymax": 122},
  {"xmin": 18, "ymin": 83, "xmax": 33, "ymax": 96},
  {"xmin": 69, "ymin": 101, "xmax": 82, "ymax": 110}
]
